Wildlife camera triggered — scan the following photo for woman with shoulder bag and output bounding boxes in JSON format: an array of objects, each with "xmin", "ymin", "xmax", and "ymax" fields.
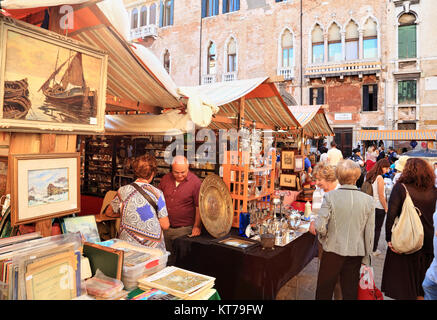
[
  {"xmin": 381, "ymin": 158, "xmax": 437, "ymax": 300},
  {"xmin": 104, "ymin": 154, "xmax": 170, "ymax": 251}
]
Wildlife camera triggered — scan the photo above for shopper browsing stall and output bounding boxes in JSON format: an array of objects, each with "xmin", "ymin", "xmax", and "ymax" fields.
[
  {"xmin": 310, "ymin": 159, "xmax": 375, "ymax": 300},
  {"xmin": 158, "ymin": 156, "xmax": 202, "ymax": 261},
  {"xmin": 104, "ymin": 154, "xmax": 170, "ymax": 251}
]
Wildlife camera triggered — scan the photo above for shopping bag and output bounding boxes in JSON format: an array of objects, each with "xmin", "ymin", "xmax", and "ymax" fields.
[{"xmin": 357, "ymin": 265, "xmax": 383, "ymax": 300}]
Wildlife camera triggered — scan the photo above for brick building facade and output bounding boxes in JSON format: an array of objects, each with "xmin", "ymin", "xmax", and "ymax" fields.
[{"xmin": 123, "ymin": 0, "xmax": 437, "ymax": 156}]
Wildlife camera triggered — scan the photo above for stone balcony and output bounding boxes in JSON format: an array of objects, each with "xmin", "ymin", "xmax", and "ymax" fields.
[
  {"xmin": 201, "ymin": 74, "xmax": 217, "ymax": 85},
  {"xmin": 129, "ymin": 25, "xmax": 158, "ymax": 41},
  {"xmin": 222, "ymin": 71, "xmax": 237, "ymax": 82},
  {"xmin": 277, "ymin": 67, "xmax": 294, "ymax": 80},
  {"xmin": 305, "ymin": 60, "xmax": 382, "ymax": 80}
]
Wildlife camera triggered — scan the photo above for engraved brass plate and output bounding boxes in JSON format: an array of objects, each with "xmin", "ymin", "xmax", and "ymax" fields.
[{"xmin": 199, "ymin": 174, "xmax": 233, "ymax": 238}]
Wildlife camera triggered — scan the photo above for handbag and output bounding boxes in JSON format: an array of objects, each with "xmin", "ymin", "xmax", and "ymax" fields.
[
  {"xmin": 357, "ymin": 265, "xmax": 384, "ymax": 300},
  {"xmin": 390, "ymin": 183, "xmax": 424, "ymax": 254}
]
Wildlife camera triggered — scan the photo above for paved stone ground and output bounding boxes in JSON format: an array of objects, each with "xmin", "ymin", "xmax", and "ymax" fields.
[{"xmin": 276, "ymin": 221, "xmax": 392, "ymax": 300}]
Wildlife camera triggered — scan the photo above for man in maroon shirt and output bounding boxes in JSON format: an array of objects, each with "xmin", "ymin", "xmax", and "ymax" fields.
[{"xmin": 158, "ymin": 156, "xmax": 202, "ymax": 261}]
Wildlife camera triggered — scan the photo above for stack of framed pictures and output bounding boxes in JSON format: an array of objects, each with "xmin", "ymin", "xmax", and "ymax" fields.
[{"xmin": 0, "ymin": 232, "xmax": 83, "ymax": 300}]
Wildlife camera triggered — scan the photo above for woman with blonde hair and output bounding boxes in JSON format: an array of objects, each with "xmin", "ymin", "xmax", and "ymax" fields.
[{"xmin": 310, "ymin": 159, "xmax": 375, "ymax": 300}]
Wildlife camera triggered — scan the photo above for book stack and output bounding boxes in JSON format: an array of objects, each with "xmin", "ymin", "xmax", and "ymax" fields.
[{"xmin": 137, "ymin": 266, "xmax": 216, "ymax": 300}]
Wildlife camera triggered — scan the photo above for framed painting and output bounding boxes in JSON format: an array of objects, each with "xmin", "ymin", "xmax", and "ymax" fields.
[
  {"xmin": 280, "ymin": 174, "xmax": 297, "ymax": 188},
  {"xmin": 9, "ymin": 153, "xmax": 80, "ymax": 226},
  {"xmin": 294, "ymin": 155, "xmax": 304, "ymax": 172},
  {"xmin": 0, "ymin": 15, "xmax": 108, "ymax": 133},
  {"xmin": 213, "ymin": 235, "xmax": 259, "ymax": 252},
  {"xmin": 281, "ymin": 150, "xmax": 294, "ymax": 170}
]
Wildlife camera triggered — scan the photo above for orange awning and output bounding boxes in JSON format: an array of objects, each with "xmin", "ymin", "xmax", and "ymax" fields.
[{"xmin": 357, "ymin": 130, "xmax": 437, "ymax": 141}]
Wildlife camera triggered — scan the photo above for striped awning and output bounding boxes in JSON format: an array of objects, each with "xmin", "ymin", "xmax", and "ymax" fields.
[
  {"xmin": 179, "ymin": 78, "xmax": 300, "ymax": 131},
  {"xmin": 357, "ymin": 130, "xmax": 437, "ymax": 141},
  {"xmin": 69, "ymin": 5, "xmax": 181, "ymax": 111},
  {"xmin": 288, "ymin": 105, "xmax": 334, "ymax": 137}
]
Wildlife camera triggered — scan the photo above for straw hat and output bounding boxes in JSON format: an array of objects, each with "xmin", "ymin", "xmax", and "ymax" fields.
[{"xmin": 395, "ymin": 156, "xmax": 409, "ymax": 172}]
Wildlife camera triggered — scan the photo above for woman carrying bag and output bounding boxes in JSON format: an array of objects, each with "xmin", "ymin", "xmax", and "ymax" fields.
[{"xmin": 381, "ymin": 158, "xmax": 437, "ymax": 300}]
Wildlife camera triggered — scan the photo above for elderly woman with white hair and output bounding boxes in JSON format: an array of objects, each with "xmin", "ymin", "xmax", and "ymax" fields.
[{"xmin": 309, "ymin": 159, "xmax": 375, "ymax": 300}]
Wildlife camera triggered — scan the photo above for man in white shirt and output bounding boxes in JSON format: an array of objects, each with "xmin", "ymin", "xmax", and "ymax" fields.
[{"xmin": 327, "ymin": 141, "xmax": 343, "ymax": 167}]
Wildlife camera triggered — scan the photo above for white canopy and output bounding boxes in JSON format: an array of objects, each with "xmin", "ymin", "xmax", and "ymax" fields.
[
  {"xmin": 105, "ymin": 109, "xmax": 190, "ymax": 136},
  {"xmin": 178, "ymin": 77, "xmax": 268, "ymax": 107}
]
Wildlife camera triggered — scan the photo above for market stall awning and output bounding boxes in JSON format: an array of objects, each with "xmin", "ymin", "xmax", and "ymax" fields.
[
  {"xmin": 2, "ymin": 0, "xmax": 182, "ymax": 113},
  {"xmin": 288, "ymin": 105, "xmax": 334, "ymax": 138},
  {"xmin": 357, "ymin": 130, "xmax": 437, "ymax": 141},
  {"xmin": 104, "ymin": 109, "xmax": 190, "ymax": 136},
  {"xmin": 178, "ymin": 77, "xmax": 300, "ymax": 131}
]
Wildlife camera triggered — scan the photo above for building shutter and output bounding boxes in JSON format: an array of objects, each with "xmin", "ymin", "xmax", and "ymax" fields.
[
  {"xmin": 159, "ymin": 1, "xmax": 163, "ymax": 27},
  {"xmin": 223, "ymin": 0, "xmax": 228, "ymax": 13},
  {"xmin": 201, "ymin": 0, "xmax": 207, "ymax": 18},
  {"xmin": 169, "ymin": 0, "xmax": 174, "ymax": 25},
  {"xmin": 214, "ymin": 0, "xmax": 219, "ymax": 15},
  {"xmin": 363, "ymin": 85, "xmax": 369, "ymax": 111},
  {"xmin": 236, "ymin": 0, "xmax": 240, "ymax": 10},
  {"xmin": 372, "ymin": 84, "xmax": 378, "ymax": 111},
  {"xmin": 407, "ymin": 25, "xmax": 416, "ymax": 58}
]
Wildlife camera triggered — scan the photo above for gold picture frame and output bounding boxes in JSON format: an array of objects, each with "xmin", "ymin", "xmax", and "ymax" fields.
[
  {"xmin": 281, "ymin": 150, "xmax": 294, "ymax": 170},
  {"xmin": 9, "ymin": 153, "xmax": 80, "ymax": 226},
  {"xmin": 0, "ymin": 15, "xmax": 108, "ymax": 133},
  {"xmin": 280, "ymin": 174, "xmax": 297, "ymax": 188}
]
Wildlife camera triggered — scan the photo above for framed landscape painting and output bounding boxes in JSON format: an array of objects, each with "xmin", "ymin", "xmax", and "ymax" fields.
[
  {"xmin": 0, "ymin": 15, "xmax": 108, "ymax": 133},
  {"xmin": 9, "ymin": 153, "xmax": 80, "ymax": 225}
]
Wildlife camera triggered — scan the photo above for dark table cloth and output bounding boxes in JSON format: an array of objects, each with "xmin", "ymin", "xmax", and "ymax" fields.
[{"xmin": 172, "ymin": 228, "xmax": 318, "ymax": 300}]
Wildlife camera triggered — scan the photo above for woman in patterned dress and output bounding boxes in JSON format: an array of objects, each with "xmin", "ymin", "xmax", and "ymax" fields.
[{"xmin": 105, "ymin": 154, "xmax": 170, "ymax": 250}]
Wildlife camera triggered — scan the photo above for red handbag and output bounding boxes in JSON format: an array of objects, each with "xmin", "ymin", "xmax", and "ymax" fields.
[{"xmin": 357, "ymin": 266, "xmax": 384, "ymax": 300}]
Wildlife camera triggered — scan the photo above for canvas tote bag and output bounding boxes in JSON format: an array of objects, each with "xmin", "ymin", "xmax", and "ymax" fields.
[{"xmin": 391, "ymin": 184, "xmax": 424, "ymax": 254}]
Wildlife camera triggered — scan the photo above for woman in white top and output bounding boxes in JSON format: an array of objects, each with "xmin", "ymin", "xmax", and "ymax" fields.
[{"xmin": 364, "ymin": 158, "xmax": 390, "ymax": 256}]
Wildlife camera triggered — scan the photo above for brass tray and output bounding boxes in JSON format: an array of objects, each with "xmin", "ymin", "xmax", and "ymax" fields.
[{"xmin": 199, "ymin": 174, "xmax": 233, "ymax": 238}]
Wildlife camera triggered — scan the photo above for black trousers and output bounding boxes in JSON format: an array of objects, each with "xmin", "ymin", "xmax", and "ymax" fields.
[
  {"xmin": 373, "ymin": 208, "xmax": 386, "ymax": 252},
  {"xmin": 316, "ymin": 250, "xmax": 363, "ymax": 300}
]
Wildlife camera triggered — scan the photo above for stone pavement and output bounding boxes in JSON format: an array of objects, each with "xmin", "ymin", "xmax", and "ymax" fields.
[{"xmin": 276, "ymin": 221, "xmax": 392, "ymax": 300}]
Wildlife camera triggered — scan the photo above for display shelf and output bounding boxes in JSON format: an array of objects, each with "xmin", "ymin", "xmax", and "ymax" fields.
[{"xmin": 222, "ymin": 150, "xmax": 276, "ymax": 228}]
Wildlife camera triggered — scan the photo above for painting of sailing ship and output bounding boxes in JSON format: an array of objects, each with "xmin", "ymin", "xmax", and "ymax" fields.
[{"xmin": 0, "ymin": 20, "xmax": 107, "ymax": 132}]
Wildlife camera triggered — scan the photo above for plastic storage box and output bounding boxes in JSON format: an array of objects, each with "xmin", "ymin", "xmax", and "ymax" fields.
[
  {"xmin": 121, "ymin": 251, "xmax": 170, "ymax": 290},
  {"xmin": 97, "ymin": 239, "xmax": 170, "ymax": 291}
]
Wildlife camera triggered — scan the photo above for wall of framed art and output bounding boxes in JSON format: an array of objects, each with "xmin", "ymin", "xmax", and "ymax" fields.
[
  {"xmin": 9, "ymin": 152, "xmax": 80, "ymax": 226},
  {"xmin": 0, "ymin": 15, "xmax": 108, "ymax": 134}
]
